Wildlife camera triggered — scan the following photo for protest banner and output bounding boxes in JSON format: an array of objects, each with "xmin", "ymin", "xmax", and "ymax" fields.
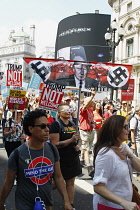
[
  {"xmin": 6, "ymin": 63, "xmax": 22, "ymax": 87},
  {"xmin": 8, "ymin": 89, "xmax": 26, "ymax": 110},
  {"xmin": 39, "ymin": 87, "xmax": 64, "ymax": 111},
  {"xmin": 24, "ymin": 58, "xmax": 132, "ymax": 91},
  {"xmin": 121, "ymin": 79, "xmax": 134, "ymax": 101}
]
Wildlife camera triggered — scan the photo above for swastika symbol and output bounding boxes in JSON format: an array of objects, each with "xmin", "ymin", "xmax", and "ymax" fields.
[{"xmin": 107, "ymin": 66, "xmax": 129, "ymax": 88}]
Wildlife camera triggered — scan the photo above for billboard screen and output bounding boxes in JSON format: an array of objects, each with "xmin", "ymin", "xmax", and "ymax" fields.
[{"xmin": 55, "ymin": 13, "xmax": 111, "ymax": 62}]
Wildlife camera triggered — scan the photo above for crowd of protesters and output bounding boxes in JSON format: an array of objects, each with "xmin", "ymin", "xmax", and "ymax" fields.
[{"xmin": 0, "ymin": 91, "xmax": 140, "ymax": 209}]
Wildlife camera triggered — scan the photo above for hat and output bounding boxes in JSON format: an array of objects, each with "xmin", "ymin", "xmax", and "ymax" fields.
[
  {"xmin": 83, "ymin": 97, "xmax": 94, "ymax": 105},
  {"xmin": 64, "ymin": 96, "xmax": 71, "ymax": 101},
  {"xmin": 135, "ymin": 105, "xmax": 140, "ymax": 111},
  {"xmin": 73, "ymin": 94, "xmax": 79, "ymax": 99},
  {"xmin": 122, "ymin": 101, "xmax": 127, "ymax": 104}
]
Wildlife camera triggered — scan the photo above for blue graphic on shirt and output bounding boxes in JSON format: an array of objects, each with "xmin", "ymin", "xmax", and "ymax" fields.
[{"xmin": 25, "ymin": 165, "xmax": 54, "ymax": 178}]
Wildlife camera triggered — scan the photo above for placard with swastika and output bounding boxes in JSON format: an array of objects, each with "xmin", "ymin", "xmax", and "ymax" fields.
[{"xmin": 107, "ymin": 66, "xmax": 129, "ymax": 88}]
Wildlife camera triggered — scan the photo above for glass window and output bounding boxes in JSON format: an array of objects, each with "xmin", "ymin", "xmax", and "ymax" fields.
[
  {"xmin": 127, "ymin": 2, "xmax": 132, "ymax": 12},
  {"xmin": 127, "ymin": 38, "xmax": 133, "ymax": 57},
  {"xmin": 128, "ymin": 24, "xmax": 133, "ymax": 31}
]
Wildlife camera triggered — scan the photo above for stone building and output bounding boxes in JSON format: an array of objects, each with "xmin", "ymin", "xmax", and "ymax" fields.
[
  {"xmin": 0, "ymin": 25, "xmax": 36, "ymax": 86},
  {"xmin": 108, "ymin": 0, "xmax": 140, "ymax": 104}
]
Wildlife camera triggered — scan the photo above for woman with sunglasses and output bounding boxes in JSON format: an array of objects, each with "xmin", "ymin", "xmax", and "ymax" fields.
[
  {"xmin": 93, "ymin": 115, "xmax": 140, "ymax": 210},
  {"xmin": 49, "ymin": 103, "xmax": 82, "ymax": 210}
]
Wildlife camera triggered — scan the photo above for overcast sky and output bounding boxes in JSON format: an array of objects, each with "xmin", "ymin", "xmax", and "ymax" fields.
[{"xmin": 0, "ymin": 0, "xmax": 112, "ymax": 56}]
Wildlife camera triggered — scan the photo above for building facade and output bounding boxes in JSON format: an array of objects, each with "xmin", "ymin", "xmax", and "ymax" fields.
[
  {"xmin": 108, "ymin": 0, "xmax": 140, "ymax": 104},
  {"xmin": 0, "ymin": 25, "xmax": 36, "ymax": 86}
]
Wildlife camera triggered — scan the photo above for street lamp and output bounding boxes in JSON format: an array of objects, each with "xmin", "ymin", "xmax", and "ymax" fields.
[{"xmin": 104, "ymin": 19, "xmax": 125, "ymax": 100}]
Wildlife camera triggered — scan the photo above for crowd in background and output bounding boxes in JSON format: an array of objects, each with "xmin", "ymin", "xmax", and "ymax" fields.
[{"xmin": 0, "ymin": 91, "xmax": 140, "ymax": 209}]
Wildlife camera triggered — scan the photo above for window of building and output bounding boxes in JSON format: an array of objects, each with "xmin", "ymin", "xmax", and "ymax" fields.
[
  {"xmin": 128, "ymin": 24, "xmax": 133, "ymax": 31},
  {"xmin": 126, "ymin": 38, "xmax": 133, "ymax": 57},
  {"xmin": 127, "ymin": 2, "xmax": 132, "ymax": 12}
]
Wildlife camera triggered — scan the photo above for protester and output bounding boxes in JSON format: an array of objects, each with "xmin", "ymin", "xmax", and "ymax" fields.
[
  {"xmin": 0, "ymin": 110, "xmax": 73, "ymax": 210},
  {"xmin": 103, "ymin": 105, "xmax": 114, "ymax": 120},
  {"xmin": 129, "ymin": 105, "xmax": 140, "ymax": 181},
  {"xmin": 70, "ymin": 95, "xmax": 78, "ymax": 125},
  {"xmin": 93, "ymin": 102, "xmax": 103, "ymax": 144},
  {"xmin": 4, "ymin": 110, "xmax": 25, "ymax": 157},
  {"xmin": 79, "ymin": 90, "xmax": 96, "ymax": 176},
  {"xmin": 2, "ymin": 97, "xmax": 12, "ymax": 132},
  {"xmin": 93, "ymin": 115, "xmax": 140, "ymax": 210},
  {"xmin": 0, "ymin": 95, "xmax": 3, "ymax": 126},
  {"xmin": 49, "ymin": 103, "xmax": 81, "ymax": 209},
  {"xmin": 116, "ymin": 101, "xmax": 129, "ymax": 120}
]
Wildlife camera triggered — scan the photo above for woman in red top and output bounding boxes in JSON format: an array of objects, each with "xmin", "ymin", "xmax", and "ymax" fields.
[
  {"xmin": 103, "ymin": 105, "xmax": 114, "ymax": 120},
  {"xmin": 93, "ymin": 102, "xmax": 103, "ymax": 144}
]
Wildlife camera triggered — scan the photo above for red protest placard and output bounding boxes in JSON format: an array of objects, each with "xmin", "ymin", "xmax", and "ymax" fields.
[
  {"xmin": 121, "ymin": 79, "xmax": 134, "ymax": 101},
  {"xmin": 39, "ymin": 87, "xmax": 64, "ymax": 111},
  {"xmin": 39, "ymin": 82, "xmax": 45, "ymax": 90},
  {"xmin": 6, "ymin": 70, "xmax": 22, "ymax": 87}
]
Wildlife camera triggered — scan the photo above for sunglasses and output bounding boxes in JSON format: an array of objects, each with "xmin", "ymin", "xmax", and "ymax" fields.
[
  {"xmin": 34, "ymin": 124, "xmax": 49, "ymax": 129},
  {"xmin": 60, "ymin": 108, "xmax": 73, "ymax": 113},
  {"xmin": 123, "ymin": 124, "xmax": 129, "ymax": 130}
]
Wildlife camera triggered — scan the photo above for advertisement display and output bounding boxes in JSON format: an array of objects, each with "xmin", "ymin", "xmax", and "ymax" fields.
[{"xmin": 55, "ymin": 14, "xmax": 111, "ymax": 62}]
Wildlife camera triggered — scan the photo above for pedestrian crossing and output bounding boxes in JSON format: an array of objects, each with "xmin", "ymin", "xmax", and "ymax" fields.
[{"xmin": 75, "ymin": 178, "xmax": 94, "ymax": 194}]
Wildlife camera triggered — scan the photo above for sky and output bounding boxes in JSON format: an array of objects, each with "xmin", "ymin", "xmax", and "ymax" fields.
[{"xmin": 0, "ymin": 0, "xmax": 112, "ymax": 56}]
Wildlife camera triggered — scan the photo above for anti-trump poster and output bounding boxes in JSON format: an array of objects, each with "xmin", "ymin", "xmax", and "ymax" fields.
[
  {"xmin": 39, "ymin": 87, "xmax": 64, "ymax": 111},
  {"xmin": 6, "ymin": 63, "xmax": 22, "ymax": 87},
  {"xmin": 24, "ymin": 58, "xmax": 132, "ymax": 91}
]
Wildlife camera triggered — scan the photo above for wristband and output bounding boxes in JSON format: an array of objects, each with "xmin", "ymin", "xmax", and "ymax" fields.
[{"xmin": 131, "ymin": 142, "xmax": 135, "ymax": 144}]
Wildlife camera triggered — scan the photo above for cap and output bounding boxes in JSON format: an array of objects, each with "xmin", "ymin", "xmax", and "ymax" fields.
[
  {"xmin": 135, "ymin": 105, "xmax": 140, "ymax": 111},
  {"xmin": 83, "ymin": 97, "xmax": 94, "ymax": 105},
  {"xmin": 73, "ymin": 94, "xmax": 79, "ymax": 99},
  {"xmin": 122, "ymin": 101, "xmax": 127, "ymax": 104},
  {"xmin": 64, "ymin": 96, "xmax": 71, "ymax": 101}
]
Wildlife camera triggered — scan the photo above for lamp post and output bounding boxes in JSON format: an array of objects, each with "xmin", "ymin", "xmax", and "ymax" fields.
[{"xmin": 104, "ymin": 19, "xmax": 125, "ymax": 100}]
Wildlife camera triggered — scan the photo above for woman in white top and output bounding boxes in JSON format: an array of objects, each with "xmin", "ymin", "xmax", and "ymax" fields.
[{"xmin": 93, "ymin": 115, "xmax": 140, "ymax": 210}]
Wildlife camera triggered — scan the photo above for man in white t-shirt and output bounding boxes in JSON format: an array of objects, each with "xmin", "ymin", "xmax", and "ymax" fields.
[
  {"xmin": 129, "ymin": 105, "xmax": 140, "ymax": 181},
  {"xmin": 70, "ymin": 95, "xmax": 78, "ymax": 125}
]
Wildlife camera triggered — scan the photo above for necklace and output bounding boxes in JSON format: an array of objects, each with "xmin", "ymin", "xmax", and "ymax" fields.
[{"xmin": 27, "ymin": 141, "xmax": 45, "ymax": 196}]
